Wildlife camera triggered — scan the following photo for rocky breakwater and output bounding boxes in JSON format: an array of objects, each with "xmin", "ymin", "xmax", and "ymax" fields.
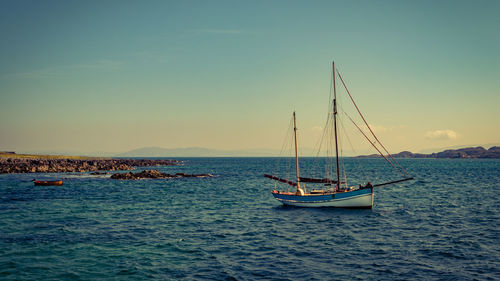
[
  {"xmin": 110, "ymin": 170, "xmax": 213, "ymax": 180},
  {"xmin": 0, "ymin": 158, "xmax": 180, "ymax": 174}
]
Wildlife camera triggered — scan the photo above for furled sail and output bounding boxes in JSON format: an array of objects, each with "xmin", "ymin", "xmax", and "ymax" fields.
[
  {"xmin": 264, "ymin": 174, "xmax": 297, "ymax": 187},
  {"xmin": 298, "ymin": 177, "xmax": 338, "ymax": 184}
]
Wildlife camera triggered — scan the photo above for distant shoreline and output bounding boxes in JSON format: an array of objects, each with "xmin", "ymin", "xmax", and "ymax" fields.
[
  {"xmin": 357, "ymin": 146, "xmax": 500, "ymax": 159},
  {"xmin": 1, "ymin": 145, "xmax": 499, "ymax": 175}
]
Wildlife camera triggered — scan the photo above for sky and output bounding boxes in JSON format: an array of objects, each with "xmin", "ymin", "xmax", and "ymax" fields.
[{"xmin": 0, "ymin": 0, "xmax": 499, "ymax": 155}]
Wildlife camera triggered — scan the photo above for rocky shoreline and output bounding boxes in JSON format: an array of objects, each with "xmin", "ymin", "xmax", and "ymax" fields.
[
  {"xmin": 0, "ymin": 157, "xmax": 180, "ymax": 174},
  {"xmin": 110, "ymin": 170, "xmax": 213, "ymax": 180}
]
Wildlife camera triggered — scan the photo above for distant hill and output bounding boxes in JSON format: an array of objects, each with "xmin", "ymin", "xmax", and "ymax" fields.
[
  {"xmin": 115, "ymin": 146, "xmax": 500, "ymax": 158},
  {"xmin": 115, "ymin": 147, "xmax": 281, "ymax": 157},
  {"xmin": 416, "ymin": 143, "xmax": 500, "ymax": 154},
  {"xmin": 357, "ymin": 146, "xmax": 500, "ymax": 159}
]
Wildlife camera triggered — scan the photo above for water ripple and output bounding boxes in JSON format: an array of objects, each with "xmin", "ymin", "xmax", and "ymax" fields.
[{"xmin": 0, "ymin": 158, "xmax": 499, "ymax": 280}]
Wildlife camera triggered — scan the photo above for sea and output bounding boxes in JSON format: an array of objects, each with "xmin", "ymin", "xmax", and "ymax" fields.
[{"xmin": 0, "ymin": 158, "xmax": 499, "ymax": 280}]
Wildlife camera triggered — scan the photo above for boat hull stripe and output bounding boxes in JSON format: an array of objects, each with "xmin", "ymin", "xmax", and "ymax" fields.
[{"xmin": 272, "ymin": 188, "xmax": 373, "ymax": 208}]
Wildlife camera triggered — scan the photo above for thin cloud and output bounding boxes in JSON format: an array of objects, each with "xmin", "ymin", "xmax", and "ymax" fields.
[
  {"xmin": 75, "ymin": 60, "xmax": 125, "ymax": 70},
  {"xmin": 425, "ymin": 129, "xmax": 458, "ymax": 140},
  {"xmin": 1, "ymin": 67, "xmax": 62, "ymax": 79},
  {"xmin": 2, "ymin": 59, "xmax": 126, "ymax": 80}
]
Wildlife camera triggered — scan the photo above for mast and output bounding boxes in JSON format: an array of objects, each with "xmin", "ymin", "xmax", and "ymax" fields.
[
  {"xmin": 332, "ymin": 61, "xmax": 341, "ymax": 192},
  {"xmin": 293, "ymin": 111, "xmax": 303, "ymax": 195}
]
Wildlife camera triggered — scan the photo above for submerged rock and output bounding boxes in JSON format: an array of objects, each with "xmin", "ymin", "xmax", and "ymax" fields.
[
  {"xmin": 110, "ymin": 170, "xmax": 213, "ymax": 180},
  {"xmin": 90, "ymin": 171, "xmax": 110, "ymax": 175}
]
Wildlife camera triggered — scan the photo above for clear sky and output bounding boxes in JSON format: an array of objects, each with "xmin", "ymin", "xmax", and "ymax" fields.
[{"xmin": 1, "ymin": 0, "xmax": 499, "ymax": 155}]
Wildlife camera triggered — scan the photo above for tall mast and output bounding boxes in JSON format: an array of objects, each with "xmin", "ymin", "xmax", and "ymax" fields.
[
  {"xmin": 293, "ymin": 111, "xmax": 302, "ymax": 195},
  {"xmin": 332, "ymin": 61, "xmax": 341, "ymax": 192}
]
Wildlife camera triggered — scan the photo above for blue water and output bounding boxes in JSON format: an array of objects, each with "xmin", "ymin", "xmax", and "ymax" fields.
[{"xmin": 1, "ymin": 158, "xmax": 499, "ymax": 280}]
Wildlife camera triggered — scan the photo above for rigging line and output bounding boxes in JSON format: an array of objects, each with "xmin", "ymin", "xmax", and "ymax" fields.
[
  {"xmin": 311, "ymin": 117, "xmax": 329, "ymax": 181},
  {"xmin": 325, "ymin": 113, "xmax": 333, "ymax": 180},
  {"xmin": 329, "ymin": 112, "xmax": 335, "ymax": 180},
  {"xmin": 337, "ymin": 110, "xmax": 347, "ymax": 189},
  {"xmin": 339, "ymin": 124, "xmax": 348, "ymax": 189},
  {"xmin": 328, "ymin": 65, "xmax": 334, "ymax": 115},
  {"xmin": 339, "ymin": 110, "xmax": 365, "ymax": 181},
  {"xmin": 313, "ymin": 110, "xmax": 332, "ymax": 157},
  {"xmin": 336, "ymin": 70, "xmax": 410, "ymax": 177},
  {"xmin": 339, "ymin": 111, "xmax": 356, "ymax": 155},
  {"xmin": 329, "ymin": 113, "xmax": 335, "ymax": 179},
  {"xmin": 276, "ymin": 116, "xmax": 294, "ymax": 191},
  {"xmin": 319, "ymin": 112, "xmax": 330, "ymax": 176},
  {"xmin": 314, "ymin": 112, "xmax": 333, "ymax": 183},
  {"xmin": 286, "ymin": 121, "xmax": 294, "ymax": 190},
  {"xmin": 342, "ymin": 158, "xmax": 348, "ymax": 189},
  {"xmin": 344, "ymin": 111, "xmax": 406, "ymax": 177},
  {"xmin": 277, "ymin": 118, "xmax": 293, "ymax": 158},
  {"xmin": 276, "ymin": 117, "xmax": 294, "ymax": 177}
]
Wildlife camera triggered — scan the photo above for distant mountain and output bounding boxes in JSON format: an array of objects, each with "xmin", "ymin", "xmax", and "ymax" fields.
[
  {"xmin": 115, "ymin": 147, "xmax": 282, "ymax": 157},
  {"xmin": 417, "ymin": 143, "xmax": 500, "ymax": 154},
  {"xmin": 358, "ymin": 146, "xmax": 500, "ymax": 159}
]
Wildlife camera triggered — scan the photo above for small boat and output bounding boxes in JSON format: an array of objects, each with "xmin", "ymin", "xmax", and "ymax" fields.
[
  {"xmin": 265, "ymin": 61, "xmax": 413, "ymax": 208},
  {"xmin": 33, "ymin": 180, "xmax": 63, "ymax": 186}
]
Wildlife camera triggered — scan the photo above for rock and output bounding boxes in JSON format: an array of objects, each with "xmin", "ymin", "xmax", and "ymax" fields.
[
  {"xmin": 110, "ymin": 170, "xmax": 213, "ymax": 180},
  {"xmin": 0, "ymin": 157, "xmax": 181, "ymax": 174}
]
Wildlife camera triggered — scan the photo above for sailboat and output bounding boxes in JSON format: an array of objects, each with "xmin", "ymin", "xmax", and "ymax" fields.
[{"xmin": 265, "ymin": 61, "xmax": 413, "ymax": 208}]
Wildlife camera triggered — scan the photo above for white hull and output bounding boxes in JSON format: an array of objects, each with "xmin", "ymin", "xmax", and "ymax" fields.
[
  {"xmin": 280, "ymin": 193, "xmax": 373, "ymax": 208},
  {"xmin": 273, "ymin": 188, "xmax": 374, "ymax": 208}
]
